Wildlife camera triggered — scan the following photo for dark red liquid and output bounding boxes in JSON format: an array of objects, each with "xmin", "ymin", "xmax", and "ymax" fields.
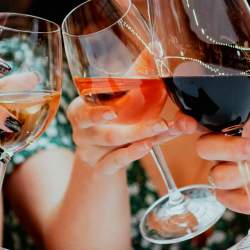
[
  {"xmin": 165, "ymin": 75, "xmax": 250, "ymax": 132},
  {"xmin": 74, "ymin": 77, "xmax": 167, "ymax": 124}
]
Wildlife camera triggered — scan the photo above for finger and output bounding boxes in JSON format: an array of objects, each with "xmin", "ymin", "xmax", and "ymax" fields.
[
  {"xmin": 196, "ymin": 133, "xmax": 250, "ymax": 161},
  {"xmin": 74, "ymin": 119, "xmax": 169, "ymax": 147},
  {"xmin": 175, "ymin": 111, "xmax": 210, "ymax": 134},
  {"xmin": 0, "ymin": 106, "xmax": 21, "ymax": 132},
  {"xmin": 97, "ymin": 141, "xmax": 152, "ymax": 175},
  {"xmin": 216, "ymin": 189, "xmax": 250, "ymax": 214},
  {"xmin": 67, "ymin": 97, "xmax": 117, "ymax": 128},
  {"xmin": 75, "ymin": 111, "xmax": 197, "ymax": 147},
  {"xmin": 209, "ymin": 162, "xmax": 243, "ymax": 190},
  {"xmin": 0, "ymin": 58, "xmax": 11, "ymax": 77},
  {"xmin": 151, "ymin": 112, "xmax": 198, "ymax": 144},
  {"xmin": 0, "ymin": 72, "xmax": 41, "ymax": 92},
  {"xmin": 174, "ymin": 111, "xmax": 199, "ymax": 134}
]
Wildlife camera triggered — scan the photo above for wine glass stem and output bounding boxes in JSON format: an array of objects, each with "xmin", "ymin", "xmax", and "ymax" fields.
[
  {"xmin": 0, "ymin": 151, "xmax": 11, "ymax": 190},
  {"xmin": 147, "ymin": 0, "xmax": 181, "ymax": 203},
  {"xmin": 151, "ymin": 145, "xmax": 184, "ymax": 204}
]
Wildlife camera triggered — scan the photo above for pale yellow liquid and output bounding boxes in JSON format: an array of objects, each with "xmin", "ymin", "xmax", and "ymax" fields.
[{"xmin": 0, "ymin": 91, "xmax": 60, "ymax": 153}]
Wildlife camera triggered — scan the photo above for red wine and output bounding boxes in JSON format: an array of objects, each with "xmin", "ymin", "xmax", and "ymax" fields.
[{"xmin": 165, "ymin": 75, "xmax": 250, "ymax": 132}]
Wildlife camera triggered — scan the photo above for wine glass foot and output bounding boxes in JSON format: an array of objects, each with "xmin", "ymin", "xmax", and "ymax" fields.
[{"xmin": 140, "ymin": 184, "xmax": 225, "ymax": 244}]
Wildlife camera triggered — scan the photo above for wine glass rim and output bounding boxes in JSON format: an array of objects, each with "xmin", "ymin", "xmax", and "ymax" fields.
[
  {"xmin": 62, "ymin": 0, "xmax": 132, "ymax": 38},
  {"xmin": 0, "ymin": 12, "xmax": 61, "ymax": 34}
]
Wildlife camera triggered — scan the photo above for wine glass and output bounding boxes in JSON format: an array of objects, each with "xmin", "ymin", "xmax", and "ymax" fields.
[
  {"xmin": 62, "ymin": 0, "xmax": 225, "ymax": 245},
  {"xmin": 0, "ymin": 13, "xmax": 62, "ymax": 190},
  {"xmin": 142, "ymin": 0, "xmax": 250, "ymax": 248},
  {"xmin": 62, "ymin": 2, "xmax": 167, "ymax": 138}
]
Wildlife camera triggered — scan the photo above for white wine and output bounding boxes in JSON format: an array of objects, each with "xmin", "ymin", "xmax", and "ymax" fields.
[{"xmin": 0, "ymin": 91, "xmax": 60, "ymax": 152}]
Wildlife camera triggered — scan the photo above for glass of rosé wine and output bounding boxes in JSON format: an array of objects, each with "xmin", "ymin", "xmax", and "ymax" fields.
[
  {"xmin": 62, "ymin": 0, "xmax": 225, "ymax": 245},
  {"xmin": 0, "ymin": 13, "xmax": 62, "ymax": 189}
]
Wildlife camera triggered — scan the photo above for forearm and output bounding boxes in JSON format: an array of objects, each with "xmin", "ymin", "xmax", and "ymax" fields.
[{"xmin": 47, "ymin": 149, "xmax": 131, "ymax": 250}]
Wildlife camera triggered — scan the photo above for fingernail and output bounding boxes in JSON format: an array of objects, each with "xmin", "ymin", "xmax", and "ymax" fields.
[
  {"xmin": 0, "ymin": 58, "xmax": 12, "ymax": 76},
  {"xmin": 152, "ymin": 121, "xmax": 168, "ymax": 133},
  {"xmin": 208, "ymin": 175, "xmax": 216, "ymax": 189},
  {"xmin": 102, "ymin": 111, "xmax": 117, "ymax": 121},
  {"xmin": 4, "ymin": 117, "xmax": 22, "ymax": 133}
]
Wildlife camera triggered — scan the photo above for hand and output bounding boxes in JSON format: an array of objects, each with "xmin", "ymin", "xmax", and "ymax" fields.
[
  {"xmin": 67, "ymin": 96, "xmax": 198, "ymax": 176},
  {"xmin": 0, "ymin": 72, "xmax": 41, "ymax": 133},
  {"xmin": 196, "ymin": 122, "xmax": 250, "ymax": 214}
]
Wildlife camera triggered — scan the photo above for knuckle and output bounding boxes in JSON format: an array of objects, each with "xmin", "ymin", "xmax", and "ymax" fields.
[
  {"xmin": 89, "ymin": 108, "xmax": 102, "ymax": 123},
  {"xmin": 105, "ymin": 131, "xmax": 119, "ymax": 146},
  {"xmin": 211, "ymin": 162, "xmax": 236, "ymax": 185},
  {"xmin": 113, "ymin": 154, "xmax": 125, "ymax": 167},
  {"xmin": 210, "ymin": 165, "xmax": 223, "ymax": 182},
  {"xmin": 235, "ymin": 198, "xmax": 250, "ymax": 214},
  {"xmin": 72, "ymin": 130, "xmax": 87, "ymax": 146}
]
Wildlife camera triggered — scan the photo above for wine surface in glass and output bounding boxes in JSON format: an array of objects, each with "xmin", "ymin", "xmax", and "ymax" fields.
[
  {"xmin": 165, "ymin": 75, "xmax": 250, "ymax": 132},
  {"xmin": 0, "ymin": 90, "xmax": 60, "ymax": 152},
  {"xmin": 75, "ymin": 77, "xmax": 167, "ymax": 124}
]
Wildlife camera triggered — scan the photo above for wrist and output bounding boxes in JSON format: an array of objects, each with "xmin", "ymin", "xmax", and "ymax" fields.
[{"xmin": 74, "ymin": 148, "xmax": 127, "ymax": 180}]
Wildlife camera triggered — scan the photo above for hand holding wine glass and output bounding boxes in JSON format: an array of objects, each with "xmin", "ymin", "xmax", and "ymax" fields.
[
  {"xmin": 67, "ymin": 94, "xmax": 198, "ymax": 175},
  {"xmin": 196, "ymin": 127, "xmax": 250, "ymax": 215}
]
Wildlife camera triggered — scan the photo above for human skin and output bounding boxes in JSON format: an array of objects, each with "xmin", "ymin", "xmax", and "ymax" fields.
[
  {"xmin": 2, "ymin": 1, "xmax": 250, "ymax": 249},
  {"xmin": 4, "ymin": 91, "xmax": 250, "ymax": 249}
]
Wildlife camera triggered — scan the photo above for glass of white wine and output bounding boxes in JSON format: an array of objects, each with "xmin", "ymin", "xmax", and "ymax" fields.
[{"xmin": 0, "ymin": 13, "xmax": 62, "ymax": 189}]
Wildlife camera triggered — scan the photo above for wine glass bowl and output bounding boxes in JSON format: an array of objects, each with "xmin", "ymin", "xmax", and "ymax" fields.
[
  {"xmin": 62, "ymin": 0, "xmax": 167, "ymax": 125},
  {"xmin": 159, "ymin": 57, "xmax": 250, "ymax": 134},
  {"xmin": 150, "ymin": 0, "xmax": 250, "ymax": 135}
]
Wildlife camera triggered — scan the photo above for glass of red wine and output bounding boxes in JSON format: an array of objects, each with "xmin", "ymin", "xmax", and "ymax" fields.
[
  {"xmin": 141, "ymin": 0, "xmax": 250, "ymax": 247},
  {"xmin": 62, "ymin": 0, "xmax": 225, "ymax": 245},
  {"xmin": 0, "ymin": 13, "xmax": 62, "ymax": 190}
]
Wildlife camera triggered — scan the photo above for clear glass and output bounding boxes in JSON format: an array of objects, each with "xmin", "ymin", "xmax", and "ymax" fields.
[
  {"xmin": 62, "ymin": 0, "xmax": 225, "ymax": 246},
  {"xmin": 143, "ymin": 0, "xmax": 250, "ymax": 247},
  {"xmin": 0, "ymin": 13, "xmax": 62, "ymax": 192}
]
